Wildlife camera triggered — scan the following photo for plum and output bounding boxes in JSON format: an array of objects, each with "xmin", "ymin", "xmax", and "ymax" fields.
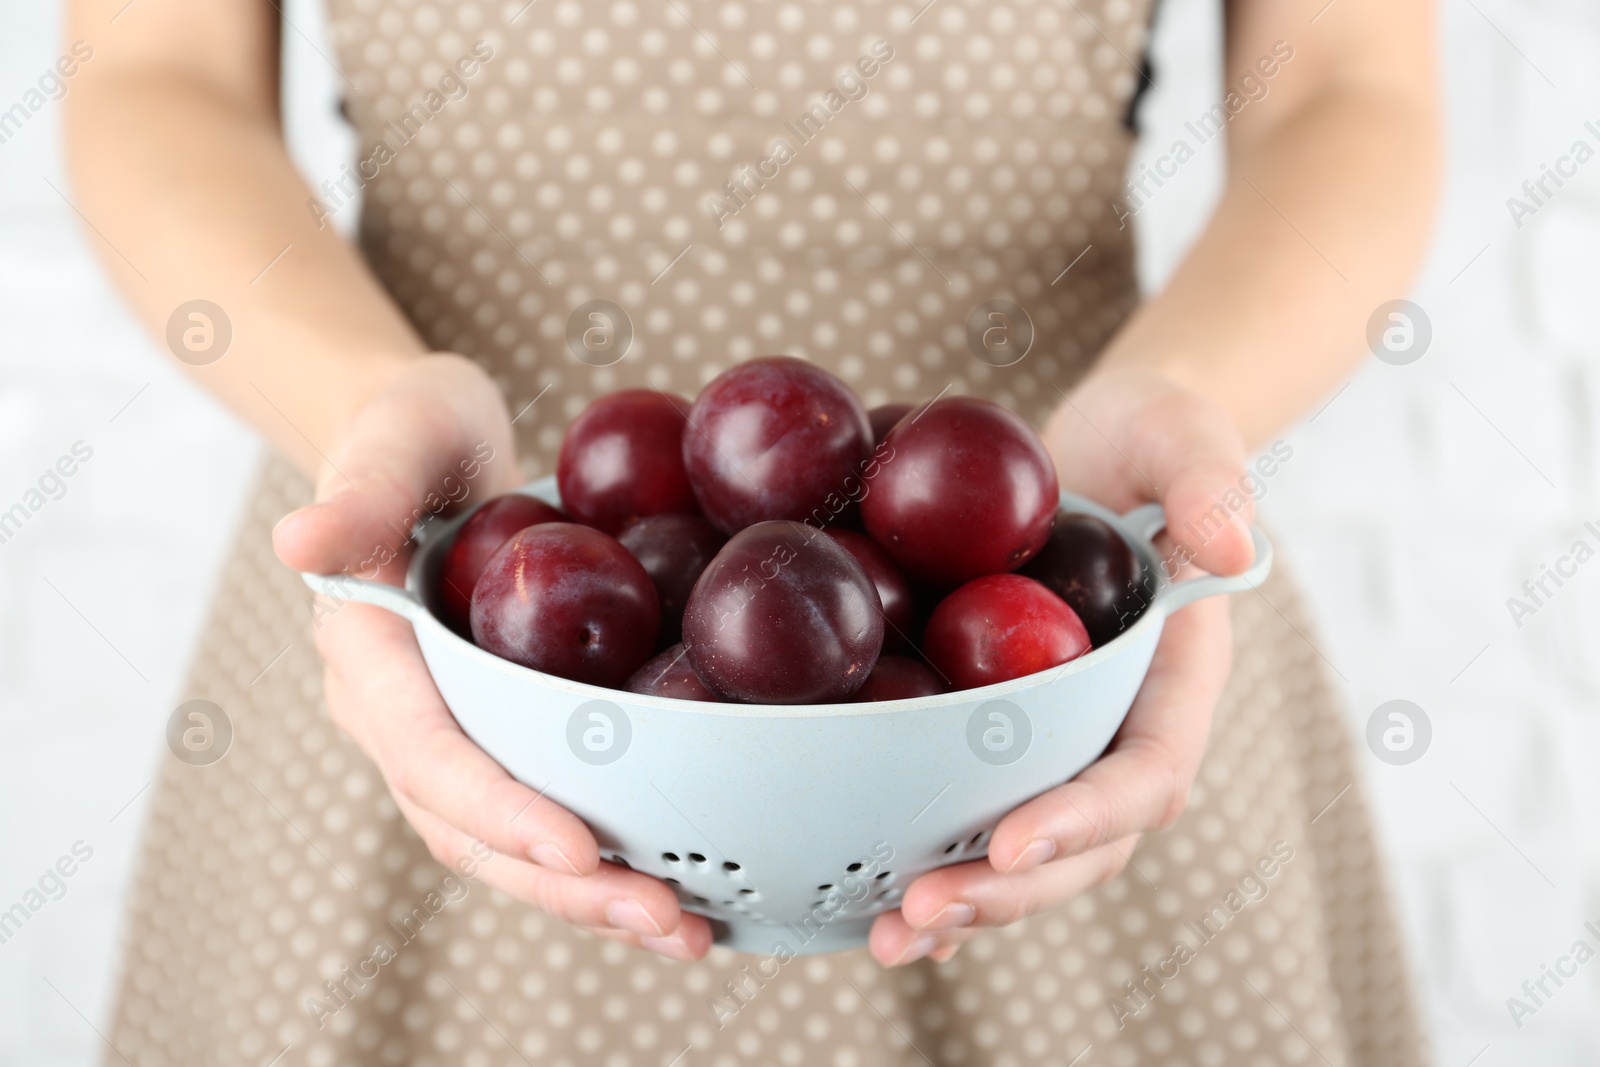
[
  {"xmin": 682, "ymin": 357, "xmax": 872, "ymax": 533},
  {"xmin": 923, "ymin": 574, "xmax": 1090, "ymax": 690},
  {"xmin": 682, "ymin": 521, "xmax": 883, "ymax": 703},
  {"xmin": 557, "ymin": 390, "xmax": 698, "ymax": 533},
  {"xmin": 470, "ymin": 523, "xmax": 658, "ymax": 686},
  {"xmin": 861, "ymin": 397, "xmax": 1057, "ymax": 586}
]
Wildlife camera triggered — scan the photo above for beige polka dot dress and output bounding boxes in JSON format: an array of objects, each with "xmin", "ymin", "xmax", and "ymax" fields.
[{"xmin": 106, "ymin": 1, "xmax": 1430, "ymax": 1064}]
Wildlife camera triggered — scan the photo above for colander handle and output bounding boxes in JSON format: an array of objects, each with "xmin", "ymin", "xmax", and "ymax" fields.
[
  {"xmin": 1120, "ymin": 502, "xmax": 1274, "ymax": 615},
  {"xmin": 299, "ymin": 571, "xmax": 425, "ymax": 622}
]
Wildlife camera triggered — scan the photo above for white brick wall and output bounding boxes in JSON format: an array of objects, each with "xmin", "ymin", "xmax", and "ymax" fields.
[
  {"xmin": 1129, "ymin": 1, "xmax": 1600, "ymax": 1063},
  {"xmin": 0, "ymin": 0, "xmax": 1594, "ymax": 1063}
]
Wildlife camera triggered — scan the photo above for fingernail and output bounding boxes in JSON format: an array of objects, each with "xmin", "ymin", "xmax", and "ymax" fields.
[
  {"xmin": 891, "ymin": 935, "xmax": 937, "ymax": 967},
  {"xmin": 1226, "ymin": 513, "xmax": 1257, "ymax": 562},
  {"xmin": 930, "ymin": 945, "xmax": 961, "ymax": 963},
  {"xmin": 917, "ymin": 902, "xmax": 975, "ymax": 931},
  {"xmin": 606, "ymin": 898, "xmax": 666, "ymax": 938},
  {"xmin": 271, "ymin": 506, "xmax": 313, "ymax": 538},
  {"xmin": 528, "ymin": 842, "xmax": 580, "ymax": 875},
  {"xmin": 640, "ymin": 934, "xmax": 697, "ymax": 961},
  {"xmin": 1005, "ymin": 838, "xmax": 1056, "ymax": 873}
]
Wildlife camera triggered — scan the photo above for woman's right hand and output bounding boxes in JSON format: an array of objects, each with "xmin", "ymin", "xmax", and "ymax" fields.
[{"xmin": 271, "ymin": 354, "xmax": 711, "ymax": 961}]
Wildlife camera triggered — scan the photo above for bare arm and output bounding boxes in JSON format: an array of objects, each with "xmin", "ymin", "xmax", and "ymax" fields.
[
  {"xmin": 65, "ymin": 0, "xmax": 711, "ymax": 960},
  {"xmin": 64, "ymin": 0, "xmax": 422, "ymax": 475},
  {"xmin": 1096, "ymin": 0, "xmax": 1440, "ymax": 448}
]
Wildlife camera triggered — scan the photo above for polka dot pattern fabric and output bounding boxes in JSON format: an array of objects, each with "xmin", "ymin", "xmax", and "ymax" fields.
[
  {"xmin": 105, "ymin": 2, "xmax": 1428, "ymax": 1064},
  {"xmin": 331, "ymin": 0, "xmax": 1144, "ymax": 452}
]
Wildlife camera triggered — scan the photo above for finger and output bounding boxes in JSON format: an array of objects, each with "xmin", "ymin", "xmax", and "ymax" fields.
[
  {"xmin": 401, "ymin": 797, "xmax": 708, "ymax": 954},
  {"xmin": 386, "ymin": 722, "xmax": 602, "ymax": 876},
  {"xmin": 318, "ymin": 602, "xmax": 601, "ymax": 876},
  {"xmin": 988, "ymin": 598, "xmax": 1231, "ymax": 872},
  {"xmin": 1045, "ymin": 376, "xmax": 1256, "ymax": 576},
  {"xmin": 898, "ymin": 839, "xmax": 1138, "ymax": 932},
  {"xmin": 869, "ymin": 842, "xmax": 1137, "ymax": 967},
  {"xmin": 1127, "ymin": 391, "xmax": 1255, "ymax": 576},
  {"xmin": 273, "ymin": 355, "xmax": 518, "ymax": 577},
  {"xmin": 577, "ymin": 924, "xmax": 713, "ymax": 962},
  {"xmin": 868, "ymin": 908, "xmax": 982, "ymax": 967},
  {"xmin": 310, "ymin": 604, "xmax": 400, "ymax": 755}
]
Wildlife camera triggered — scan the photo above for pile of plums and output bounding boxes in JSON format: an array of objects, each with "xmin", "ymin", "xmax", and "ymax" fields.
[{"xmin": 438, "ymin": 357, "xmax": 1148, "ymax": 704}]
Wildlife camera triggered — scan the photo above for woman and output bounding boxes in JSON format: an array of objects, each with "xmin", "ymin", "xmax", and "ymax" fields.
[{"xmin": 66, "ymin": 0, "xmax": 1438, "ymax": 1062}]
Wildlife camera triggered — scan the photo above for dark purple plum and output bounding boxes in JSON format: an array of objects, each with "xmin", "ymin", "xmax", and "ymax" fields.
[
  {"xmin": 438, "ymin": 494, "xmax": 567, "ymax": 632},
  {"xmin": 682, "ymin": 521, "xmax": 883, "ymax": 703},
  {"xmin": 861, "ymin": 397, "xmax": 1057, "ymax": 586},
  {"xmin": 557, "ymin": 390, "xmax": 698, "ymax": 533},
  {"xmin": 617, "ymin": 513, "xmax": 727, "ymax": 645},
  {"xmin": 1021, "ymin": 511, "xmax": 1148, "ymax": 647},
  {"xmin": 682, "ymin": 357, "xmax": 873, "ymax": 534},
  {"xmin": 626, "ymin": 645, "xmax": 717, "ymax": 701},
  {"xmin": 825, "ymin": 528, "xmax": 916, "ymax": 652},
  {"xmin": 470, "ymin": 523, "xmax": 659, "ymax": 687},
  {"xmin": 867, "ymin": 402, "xmax": 914, "ymax": 446},
  {"xmin": 851, "ymin": 655, "xmax": 946, "ymax": 702}
]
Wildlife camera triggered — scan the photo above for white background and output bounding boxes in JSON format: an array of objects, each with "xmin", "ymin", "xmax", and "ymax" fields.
[{"xmin": 1, "ymin": 0, "xmax": 1597, "ymax": 1063}]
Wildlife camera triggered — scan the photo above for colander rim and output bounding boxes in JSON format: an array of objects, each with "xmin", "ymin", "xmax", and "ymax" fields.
[{"xmin": 400, "ymin": 479, "xmax": 1179, "ymax": 719}]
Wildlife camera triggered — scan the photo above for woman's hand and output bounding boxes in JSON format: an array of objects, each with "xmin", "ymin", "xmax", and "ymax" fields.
[
  {"xmin": 868, "ymin": 366, "xmax": 1256, "ymax": 966},
  {"xmin": 272, "ymin": 355, "xmax": 712, "ymax": 961}
]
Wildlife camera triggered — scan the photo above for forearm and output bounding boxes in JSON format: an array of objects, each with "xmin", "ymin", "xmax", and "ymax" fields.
[
  {"xmin": 1098, "ymin": 84, "xmax": 1439, "ymax": 449},
  {"xmin": 64, "ymin": 65, "xmax": 424, "ymax": 475}
]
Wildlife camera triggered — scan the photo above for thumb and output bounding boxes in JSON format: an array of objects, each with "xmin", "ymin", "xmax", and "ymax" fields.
[
  {"xmin": 1127, "ymin": 390, "xmax": 1257, "ymax": 578},
  {"xmin": 272, "ymin": 356, "xmax": 520, "ymax": 580}
]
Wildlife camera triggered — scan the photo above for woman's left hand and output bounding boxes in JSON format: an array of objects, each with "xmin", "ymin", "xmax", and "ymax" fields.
[{"xmin": 868, "ymin": 366, "xmax": 1257, "ymax": 966}]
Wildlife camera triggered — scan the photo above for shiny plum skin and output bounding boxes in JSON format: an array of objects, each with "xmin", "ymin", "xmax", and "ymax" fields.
[
  {"xmin": 851, "ymin": 655, "xmax": 946, "ymax": 702},
  {"xmin": 438, "ymin": 494, "xmax": 567, "ymax": 632},
  {"xmin": 861, "ymin": 397, "xmax": 1058, "ymax": 587},
  {"xmin": 825, "ymin": 528, "xmax": 917, "ymax": 652},
  {"xmin": 626, "ymin": 645, "xmax": 717, "ymax": 701},
  {"xmin": 1021, "ymin": 511, "xmax": 1147, "ymax": 647},
  {"xmin": 867, "ymin": 402, "xmax": 914, "ymax": 446},
  {"xmin": 924, "ymin": 574, "xmax": 1090, "ymax": 690},
  {"xmin": 470, "ymin": 523, "xmax": 659, "ymax": 687},
  {"xmin": 682, "ymin": 521, "xmax": 883, "ymax": 703},
  {"xmin": 557, "ymin": 390, "xmax": 698, "ymax": 533},
  {"xmin": 682, "ymin": 357, "xmax": 873, "ymax": 534},
  {"xmin": 616, "ymin": 513, "xmax": 727, "ymax": 645}
]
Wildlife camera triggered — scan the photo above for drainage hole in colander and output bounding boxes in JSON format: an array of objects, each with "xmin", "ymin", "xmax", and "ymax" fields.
[
  {"xmin": 664, "ymin": 877, "xmax": 681, "ymax": 885},
  {"xmin": 662, "ymin": 852, "xmax": 681, "ymax": 863},
  {"xmin": 969, "ymin": 831, "xmax": 986, "ymax": 847},
  {"xmin": 692, "ymin": 895, "xmax": 710, "ymax": 905},
  {"xmin": 876, "ymin": 871, "xmax": 892, "ymax": 881},
  {"xmin": 846, "ymin": 862, "xmax": 863, "ymax": 872},
  {"xmin": 689, "ymin": 853, "xmax": 707, "ymax": 864},
  {"xmin": 943, "ymin": 842, "xmax": 959, "ymax": 854},
  {"xmin": 722, "ymin": 861, "xmax": 741, "ymax": 871},
  {"xmin": 611, "ymin": 855, "xmax": 631, "ymax": 869},
  {"xmin": 738, "ymin": 888, "xmax": 756, "ymax": 896},
  {"xmin": 817, "ymin": 883, "xmax": 833, "ymax": 891}
]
